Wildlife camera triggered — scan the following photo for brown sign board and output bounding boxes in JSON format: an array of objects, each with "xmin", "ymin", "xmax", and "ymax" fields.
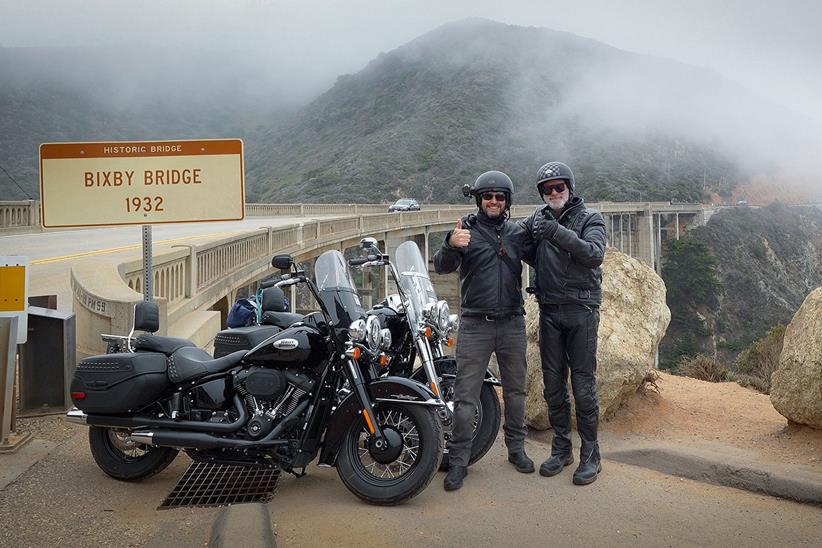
[{"xmin": 39, "ymin": 139, "xmax": 245, "ymax": 228}]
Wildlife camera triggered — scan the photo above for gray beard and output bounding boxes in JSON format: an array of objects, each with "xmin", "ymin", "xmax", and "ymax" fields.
[{"xmin": 547, "ymin": 196, "xmax": 568, "ymax": 213}]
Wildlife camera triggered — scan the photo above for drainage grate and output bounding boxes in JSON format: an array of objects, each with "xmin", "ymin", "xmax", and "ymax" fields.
[{"xmin": 159, "ymin": 461, "xmax": 280, "ymax": 510}]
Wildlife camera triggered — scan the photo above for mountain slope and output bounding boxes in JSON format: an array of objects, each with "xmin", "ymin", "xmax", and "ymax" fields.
[
  {"xmin": 248, "ymin": 18, "xmax": 789, "ymax": 204},
  {"xmin": 660, "ymin": 203, "xmax": 822, "ymax": 368}
]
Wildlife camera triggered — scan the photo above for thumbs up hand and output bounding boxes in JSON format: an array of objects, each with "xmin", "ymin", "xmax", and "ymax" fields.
[{"xmin": 449, "ymin": 218, "xmax": 471, "ymax": 248}]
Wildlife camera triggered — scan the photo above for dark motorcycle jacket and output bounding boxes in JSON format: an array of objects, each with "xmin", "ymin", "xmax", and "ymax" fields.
[
  {"xmin": 434, "ymin": 210, "xmax": 535, "ymax": 317},
  {"xmin": 520, "ymin": 197, "xmax": 606, "ymax": 307}
]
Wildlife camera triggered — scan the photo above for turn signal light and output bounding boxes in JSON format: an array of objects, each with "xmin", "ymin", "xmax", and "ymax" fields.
[
  {"xmin": 378, "ymin": 354, "xmax": 389, "ymax": 367},
  {"xmin": 446, "ymin": 337, "xmax": 455, "ymax": 347},
  {"xmin": 424, "ymin": 327, "xmax": 432, "ymax": 338},
  {"xmin": 346, "ymin": 347, "xmax": 362, "ymax": 360},
  {"xmin": 71, "ymin": 392, "xmax": 86, "ymax": 400}
]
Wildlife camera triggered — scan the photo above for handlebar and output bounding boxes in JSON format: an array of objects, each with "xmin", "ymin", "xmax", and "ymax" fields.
[{"xmin": 260, "ymin": 279, "xmax": 279, "ymax": 289}]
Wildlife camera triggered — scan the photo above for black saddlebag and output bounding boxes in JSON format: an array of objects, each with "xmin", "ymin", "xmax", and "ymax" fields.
[
  {"xmin": 213, "ymin": 325, "xmax": 279, "ymax": 358},
  {"xmin": 70, "ymin": 352, "xmax": 169, "ymax": 413}
]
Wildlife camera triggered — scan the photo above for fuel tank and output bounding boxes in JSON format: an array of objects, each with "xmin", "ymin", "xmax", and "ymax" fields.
[{"xmin": 244, "ymin": 323, "xmax": 327, "ymax": 369}]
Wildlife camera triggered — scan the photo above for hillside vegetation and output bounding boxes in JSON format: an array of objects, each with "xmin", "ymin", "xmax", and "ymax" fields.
[{"xmin": 660, "ymin": 204, "xmax": 822, "ymax": 376}]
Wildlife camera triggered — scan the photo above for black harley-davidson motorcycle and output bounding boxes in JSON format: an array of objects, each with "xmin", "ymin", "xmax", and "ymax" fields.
[
  {"xmin": 351, "ymin": 238, "xmax": 501, "ymax": 469},
  {"xmin": 66, "ymin": 250, "xmax": 444, "ymax": 505}
]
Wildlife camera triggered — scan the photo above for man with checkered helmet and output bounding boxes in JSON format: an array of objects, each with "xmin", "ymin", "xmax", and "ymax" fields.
[{"xmin": 521, "ymin": 161, "xmax": 607, "ymax": 485}]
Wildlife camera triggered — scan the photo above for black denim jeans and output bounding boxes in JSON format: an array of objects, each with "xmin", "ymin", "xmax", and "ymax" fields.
[
  {"xmin": 538, "ymin": 303, "xmax": 600, "ymax": 454},
  {"xmin": 449, "ymin": 314, "xmax": 528, "ymax": 467}
]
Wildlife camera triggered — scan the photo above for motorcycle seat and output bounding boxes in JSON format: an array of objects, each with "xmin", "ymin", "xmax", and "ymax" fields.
[
  {"xmin": 167, "ymin": 346, "xmax": 246, "ymax": 383},
  {"xmin": 133, "ymin": 334, "xmax": 196, "ymax": 355},
  {"xmin": 260, "ymin": 310, "xmax": 304, "ymax": 329}
]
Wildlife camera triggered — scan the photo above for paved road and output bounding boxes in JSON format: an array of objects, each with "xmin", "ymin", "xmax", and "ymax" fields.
[
  {"xmin": 0, "ymin": 216, "xmax": 335, "ymax": 312},
  {"xmin": 2, "ymin": 426, "xmax": 820, "ymax": 548}
]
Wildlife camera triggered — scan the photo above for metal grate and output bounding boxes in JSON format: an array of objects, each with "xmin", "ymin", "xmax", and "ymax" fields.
[{"xmin": 159, "ymin": 461, "xmax": 280, "ymax": 510}]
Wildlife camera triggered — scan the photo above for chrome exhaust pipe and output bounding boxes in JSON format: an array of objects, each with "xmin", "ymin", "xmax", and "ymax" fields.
[
  {"xmin": 129, "ymin": 432, "xmax": 154, "ymax": 445},
  {"xmin": 65, "ymin": 408, "xmax": 88, "ymax": 425}
]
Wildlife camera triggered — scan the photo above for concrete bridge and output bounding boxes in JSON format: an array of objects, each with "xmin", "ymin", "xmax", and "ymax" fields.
[{"xmin": 1, "ymin": 200, "xmax": 712, "ymax": 357}]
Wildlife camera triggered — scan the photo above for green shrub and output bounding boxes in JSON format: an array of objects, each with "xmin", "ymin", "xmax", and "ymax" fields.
[
  {"xmin": 733, "ymin": 325, "xmax": 785, "ymax": 394},
  {"xmin": 678, "ymin": 354, "xmax": 729, "ymax": 382}
]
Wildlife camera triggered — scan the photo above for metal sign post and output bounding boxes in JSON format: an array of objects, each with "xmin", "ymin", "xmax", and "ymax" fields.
[
  {"xmin": 0, "ymin": 317, "xmax": 18, "ymax": 445},
  {"xmin": 143, "ymin": 225, "xmax": 153, "ymax": 301},
  {"xmin": 0, "ymin": 256, "xmax": 30, "ymax": 450}
]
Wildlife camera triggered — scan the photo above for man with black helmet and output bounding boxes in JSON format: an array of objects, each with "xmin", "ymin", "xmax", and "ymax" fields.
[
  {"xmin": 434, "ymin": 170, "xmax": 536, "ymax": 491},
  {"xmin": 521, "ymin": 161, "xmax": 607, "ymax": 485}
]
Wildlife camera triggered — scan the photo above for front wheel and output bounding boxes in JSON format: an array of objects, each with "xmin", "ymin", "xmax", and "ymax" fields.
[
  {"xmin": 336, "ymin": 403, "xmax": 443, "ymax": 505},
  {"xmin": 88, "ymin": 426, "xmax": 179, "ymax": 481}
]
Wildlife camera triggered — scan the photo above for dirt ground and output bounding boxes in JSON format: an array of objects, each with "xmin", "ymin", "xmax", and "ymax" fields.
[{"xmin": 602, "ymin": 372, "xmax": 822, "ymax": 468}]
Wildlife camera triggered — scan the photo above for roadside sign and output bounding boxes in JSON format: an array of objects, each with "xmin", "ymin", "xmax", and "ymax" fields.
[
  {"xmin": 0, "ymin": 256, "xmax": 28, "ymax": 344},
  {"xmin": 39, "ymin": 139, "xmax": 245, "ymax": 228}
]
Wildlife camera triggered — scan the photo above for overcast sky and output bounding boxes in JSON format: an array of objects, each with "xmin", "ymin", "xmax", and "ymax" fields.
[{"xmin": 2, "ymin": 0, "xmax": 821, "ymax": 122}]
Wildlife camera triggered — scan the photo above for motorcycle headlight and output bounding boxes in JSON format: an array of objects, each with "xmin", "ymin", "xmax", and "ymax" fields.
[
  {"xmin": 348, "ymin": 319, "xmax": 366, "ymax": 342},
  {"xmin": 422, "ymin": 301, "xmax": 436, "ymax": 321},
  {"xmin": 365, "ymin": 315, "xmax": 381, "ymax": 352},
  {"xmin": 448, "ymin": 314, "xmax": 459, "ymax": 331},
  {"xmin": 379, "ymin": 328, "xmax": 392, "ymax": 350},
  {"xmin": 436, "ymin": 300, "xmax": 450, "ymax": 332}
]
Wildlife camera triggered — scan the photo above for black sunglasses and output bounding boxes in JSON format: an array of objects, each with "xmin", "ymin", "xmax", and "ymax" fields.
[
  {"xmin": 481, "ymin": 192, "xmax": 507, "ymax": 201},
  {"xmin": 540, "ymin": 182, "xmax": 566, "ymax": 195}
]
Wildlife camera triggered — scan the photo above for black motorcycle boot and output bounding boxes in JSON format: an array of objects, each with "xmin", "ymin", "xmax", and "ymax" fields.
[
  {"xmin": 572, "ymin": 441, "xmax": 601, "ymax": 485},
  {"xmin": 444, "ymin": 465, "xmax": 468, "ymax": 491},
  {"xmin": 507, "ymin": 450, "xmax": 535, "ymax": 473},
  {"xmin": 539, "ymin": 451, "xmax": 574, "ymax": 477}
]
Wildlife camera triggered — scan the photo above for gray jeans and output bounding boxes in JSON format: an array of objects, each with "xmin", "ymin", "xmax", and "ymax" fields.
[{"xmin": 448, "ymin": 314, "xmax": 528, "ymax": 467}]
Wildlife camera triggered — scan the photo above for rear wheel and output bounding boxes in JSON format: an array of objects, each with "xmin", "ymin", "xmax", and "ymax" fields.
[
  {"xmin": 336, "ymin": 403, "xmax": 443, "ymax": 505},
  {"xmin": 438, "ymin": 381, "xmax": 501, "ymax": 469},
  {"xmin": 88, "ymin": 427, "xmax": 179, "ymax": 481}
]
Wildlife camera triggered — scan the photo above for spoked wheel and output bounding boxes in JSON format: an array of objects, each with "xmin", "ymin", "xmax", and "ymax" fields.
[
  {"xmin": 88, "ymin": 426, "xmax": 179, "ymax": 481},
  {"xmin": 336, "ymin": 403, "xmax": 443, "ymax": 505}
]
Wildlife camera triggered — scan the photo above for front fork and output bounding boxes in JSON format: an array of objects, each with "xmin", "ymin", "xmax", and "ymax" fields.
[
  {"xmin": 345, "ymin": 358, "xmax": 388, "ymax": 448},
  {"xmin": 416, "ymin": 337, "xmax": 444, "ymax": 401}
]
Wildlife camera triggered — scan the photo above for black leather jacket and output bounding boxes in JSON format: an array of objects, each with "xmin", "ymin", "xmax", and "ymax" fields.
[
  {"xmin": 520, "ymin": 197, "xmax": 606, "ymax": 307},
  {"xmin": 434, "ymin": 210, "xmax": 535, "ymax": 317}
]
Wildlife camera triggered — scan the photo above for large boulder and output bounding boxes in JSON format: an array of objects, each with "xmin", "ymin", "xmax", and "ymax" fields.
[
  {"xmin": 524, "ymin": 248, "xmax": 671, "ymax": 429},
  {"xmin": 770, "ymin": 287, "xmax": 822, "ymax": 429}
]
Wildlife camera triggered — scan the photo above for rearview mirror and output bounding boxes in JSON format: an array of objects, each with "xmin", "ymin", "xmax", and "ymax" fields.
[
  {"xmin": 360, "ymin": 237, "xmax": 379, "ymax": 250},
  {"xmin": 272, "ymin": 254, "xmax": 294, "ymax": 270}
]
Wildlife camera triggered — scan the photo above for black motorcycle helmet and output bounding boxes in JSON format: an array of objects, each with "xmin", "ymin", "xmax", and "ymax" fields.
[
  {"xmin": 462, "ymin": 170, "xmax": 514, "ymax": 211},
  {"xmin": 535, "ymin": 162, "xmax": 575, "ymax": 196}
]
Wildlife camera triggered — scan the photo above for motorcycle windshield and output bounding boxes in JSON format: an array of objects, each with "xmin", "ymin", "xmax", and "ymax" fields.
[
  {"xmin": 395, "ymin": 241, "xmax": 437, "ymax": 328},
  {"xmin": 315, "ymin": 250, "xmax": 365, "ymax": 332}
]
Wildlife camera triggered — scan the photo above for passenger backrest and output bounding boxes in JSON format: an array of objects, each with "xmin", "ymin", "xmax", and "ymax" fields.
[{"xmin": 261, "ymin": 286, "xmax": 289, "ymax": 312}]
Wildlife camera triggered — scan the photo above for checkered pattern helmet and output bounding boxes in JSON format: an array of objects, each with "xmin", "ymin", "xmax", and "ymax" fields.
[{"xmin": 535, "ymin": 162, "xmax": 575, "ymax": 195}]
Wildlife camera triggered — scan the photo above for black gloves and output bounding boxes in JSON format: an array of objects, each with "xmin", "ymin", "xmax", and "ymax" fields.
[{"xmin": 532, "ymin": 211, "xmax": 559, "ymax": 240}]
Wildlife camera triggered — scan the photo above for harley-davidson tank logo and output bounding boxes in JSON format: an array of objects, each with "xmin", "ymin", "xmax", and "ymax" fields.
[{"xmin": 273, "ymin": 338, "xmax": 299, "ymax": 350}]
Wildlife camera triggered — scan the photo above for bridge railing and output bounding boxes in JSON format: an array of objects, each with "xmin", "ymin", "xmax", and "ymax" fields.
[
  {"xmin": 69, "ymin": 201, "xmax": 710, "ymax": 356},
  {"xmin": 0, "ymin": 200, "xmax": 40, "ymax": 230}
]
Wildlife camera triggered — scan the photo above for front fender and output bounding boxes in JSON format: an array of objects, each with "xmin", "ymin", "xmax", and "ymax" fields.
[
  {"xmin": 318, "ymin": 376, "xmax": 438, "ymax": 466},
  {"xmin": 414, "ymin": 356, "xmax": 502, "ymax": 386}
]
